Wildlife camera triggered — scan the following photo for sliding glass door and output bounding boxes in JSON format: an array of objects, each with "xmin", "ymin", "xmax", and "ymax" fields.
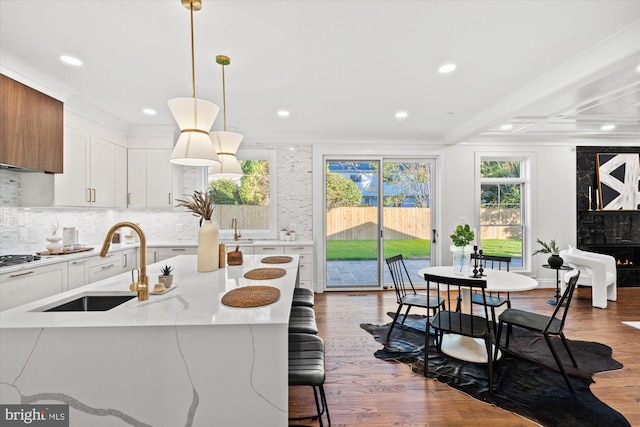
[
  {"xmin": 324, "ymin": 158, "xmax": 435, "ymax": 290},
  {"xmin": 381, "ymin": 160, "xmax": 434, "ymax": 288}
]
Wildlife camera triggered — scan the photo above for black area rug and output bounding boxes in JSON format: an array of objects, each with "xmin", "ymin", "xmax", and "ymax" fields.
[{"xmin": 361, "ymin": 313, "xmax": 628, "ymax": 427}]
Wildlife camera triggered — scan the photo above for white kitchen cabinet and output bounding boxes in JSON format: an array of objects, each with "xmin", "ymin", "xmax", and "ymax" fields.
[
  {"xmin": 127, "ymin": 149, "xmax": 174, "ymax": 208},
  {"xmin": 67, "ymin": 258, "xmax": 90, "ymax": 290},
  {"xmin": 285, "ymin": 245, "xmax": 314, "ymax": 290},
  {"xmin": 147, "ymin": 248, "xmax": 160, "ymax": 264},
  {"xmin": 54, "ymin": 128, "xmax": 90, "ymax": 207},
  {"xmin": 114, "ymin": 144, "xmax": 128, "ymax": 208},
  {"xmin": 55, "ymin": 129, "xmax": 123, "ymax": 208},
  {"xmin": 253, "ymin": 245, "xmax": 285, "ymax": 255},
  {"xmin": 89, "ymin": 137, "xmax": 116, "ymax": 207},
  {"xmin": 157, "ymin": 247, "xmax": 197, "ymax": 261},
  {"xmin": 119, "ymin": 248, "xmax": 138, "ymax": 273},
  {"xmin": 88, "ymin": 252, "xmax": 121, "ymax": 283},
  {"xmin": 0, "ymin": 263, "xmax": 67, "ymax": 311}
]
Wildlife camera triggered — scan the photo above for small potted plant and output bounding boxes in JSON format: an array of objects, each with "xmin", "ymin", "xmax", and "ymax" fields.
[
  {"xmin": 158, "ymin": 265, "xmax": 174, "ymax": 288},
  {"xmin": 533, "ymin": 238, "xmax": 563, "ymax": 268},
  {"xmin": 450, "ymin": 224, "xmax": 475, "ymax": 275}
]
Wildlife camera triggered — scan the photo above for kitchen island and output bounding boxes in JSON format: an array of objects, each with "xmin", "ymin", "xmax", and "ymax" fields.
[{"xmin": 0, "ymin": 254, "xmax": 299, "ymax": 426}]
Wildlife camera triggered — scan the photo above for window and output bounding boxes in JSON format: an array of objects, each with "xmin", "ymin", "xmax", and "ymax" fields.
[
  {"xmin": 206, "ymin": 149, "xmax": 277, "ymax": 239},
  {"xmin": 478, "ymin": 158, "xmax": 528, "ymax": 269}
]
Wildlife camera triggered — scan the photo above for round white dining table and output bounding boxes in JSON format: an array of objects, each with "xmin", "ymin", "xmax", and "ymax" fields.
[{"xmin": 416, "ymin": 265, "xmax": 538, "ymax": 363}]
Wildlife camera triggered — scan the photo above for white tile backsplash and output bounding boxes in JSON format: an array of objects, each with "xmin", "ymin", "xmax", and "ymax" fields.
[{"xmin": 0, "ymin": 143, "xmax": 313, "ymax": 254}]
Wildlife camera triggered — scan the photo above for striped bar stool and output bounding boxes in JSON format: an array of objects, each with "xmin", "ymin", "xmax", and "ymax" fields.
[
  {"xmin": 289, "ymin": 333, "xmax": 331, "ymax": 426},
  {"xmin": 289, "ymin": 306, "xmax": 318, "ymax": 335},
  {"xmin": 292, "ymin": 287, "xmax": 314, "ymax": 307}
]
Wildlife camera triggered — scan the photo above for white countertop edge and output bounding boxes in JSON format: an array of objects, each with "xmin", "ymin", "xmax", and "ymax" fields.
[
  {"xmin": 0, "ymin": 254, "xmax": 299, "ymax": 329},
  {"xmin": 1, "ymin": 240, "xmax": 314, "ymax": 274}
]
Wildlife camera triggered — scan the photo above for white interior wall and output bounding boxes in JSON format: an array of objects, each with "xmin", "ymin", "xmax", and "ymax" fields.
[{"xmin": 442, "ymin": 143, "xmax": 576, "ymax": 287}]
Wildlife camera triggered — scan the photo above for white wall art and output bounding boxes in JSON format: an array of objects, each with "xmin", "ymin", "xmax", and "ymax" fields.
[{"xmin": 596, "ymin": 153, "xmax": 640, "ymax": 210}]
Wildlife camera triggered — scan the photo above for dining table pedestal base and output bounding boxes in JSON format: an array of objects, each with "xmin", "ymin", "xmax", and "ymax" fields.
[{"xmin": 440, "ymin": 334, "xmax": 502, "ymax": 363}]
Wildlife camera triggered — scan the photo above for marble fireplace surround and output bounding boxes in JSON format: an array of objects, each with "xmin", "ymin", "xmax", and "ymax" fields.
[{"xmin": 576, "ymin": 146, "xmax": 640, "ymax": 286}]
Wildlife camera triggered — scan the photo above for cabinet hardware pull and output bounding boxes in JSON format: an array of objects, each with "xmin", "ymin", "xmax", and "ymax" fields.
[
  {"xmin": 172, "ymin": 248, "xmax": 186, "ymax": 251},
  {"xmin": 71, "ymin": 261, "xmax": 86, "ymax": 265},
  {"xmin": 92, "ymin": 188, "xmax": 96, "ymax": 202},
  {"xmin": 123, "ymin": 254, "xmax": 128, "ymax": 267},
  {"xmin": 10, "ymin": 271, "xmax": 34, "ymax": 278},
  {"xmin": 127, "ymin": 193, "xmax": 131, "ymax": 206},
  {"xmin": 87, "ymin": 188, "xmax": 92, "ymax": 202},
  {"xmin": 168, "ymin": 192, "xmax": 171, "ymax": 205},
  {"xmin": 101, "ymin": 264, "xmax": 116, "ymax": 270}
]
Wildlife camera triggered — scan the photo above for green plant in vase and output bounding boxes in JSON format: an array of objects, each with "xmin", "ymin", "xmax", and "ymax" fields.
[
  {"xmin": 533, "ymin": 238, "xmax": 564, "ymax": 268},
  {"xmin": 450, "ymin": 224, "xmax": 475, "ymax": 275},
  {"xmin": 158, "ymin": 264, "xmax": 174, "ymax": 288}
]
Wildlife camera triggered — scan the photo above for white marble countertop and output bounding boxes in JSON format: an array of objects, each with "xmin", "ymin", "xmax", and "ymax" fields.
[
  {"xmin": 0, "ymin": 244, "xmax": 134, "ymax": 275},
  {"xmin": 0, "ymin": 240, "xmax": 313, "ymax": 274},
  {"xmin": 0, "ymin": 254, "xmax": 299, "ymax": 329}
]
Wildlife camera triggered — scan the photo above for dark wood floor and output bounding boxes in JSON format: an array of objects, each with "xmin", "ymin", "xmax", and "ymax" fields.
[{"xmin": 289, "ymin": 287, "xmax": 640, "ymax": 426}]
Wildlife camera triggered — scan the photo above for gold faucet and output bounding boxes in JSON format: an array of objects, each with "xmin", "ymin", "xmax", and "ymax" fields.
[
  {"xmin": 100, "ymin": 222, "xmax": 148, "ymax": 301},
  {"xmin": 231, "ymin": 217, "xmax": 241, "ymax": 241}
]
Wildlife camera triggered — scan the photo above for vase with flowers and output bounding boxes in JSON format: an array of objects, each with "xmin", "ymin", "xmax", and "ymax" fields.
[
  {"xmin": 450, "ymin": 224, "xmax": 475, "ymax": 275},
  {"xmin": 175, "ymin": 190, "xmax": 219, "ymax": 272}
]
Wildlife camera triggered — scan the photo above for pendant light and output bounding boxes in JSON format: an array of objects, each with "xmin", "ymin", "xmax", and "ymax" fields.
[
  {"xmin": 209, "ymin": 55, "xmax": 244, "ymax": 179},
  {"xmin": 169, "ymin": 0, "xmax": 221, "ymax": 166}
]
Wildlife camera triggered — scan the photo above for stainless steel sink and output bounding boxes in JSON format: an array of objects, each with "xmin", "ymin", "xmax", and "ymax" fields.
[{"xmin": 38, "ymin": 294, "xmax": 136, "ymax": 312}]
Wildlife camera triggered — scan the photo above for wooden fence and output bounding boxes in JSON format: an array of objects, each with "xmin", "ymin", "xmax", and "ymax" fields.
[
  {"xmin": 214, "ymin": 205, "xmax": 269, "ymax": 230},
  {"xmin": 327, "ymin": 207, "xmax": 520, "ymax": 240},
  {"xmin": 212, "ymin": 205, "xmax": 520, "ymax": 239}
]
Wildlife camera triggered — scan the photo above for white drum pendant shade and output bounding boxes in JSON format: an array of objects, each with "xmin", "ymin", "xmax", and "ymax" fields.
[
  {"xmin": 208, "ymin": 131, "xmax": 244, "ymax": 178},
  {"xmin": 169, "ymin": 97, "xmax": 221, "ymax": 166}
]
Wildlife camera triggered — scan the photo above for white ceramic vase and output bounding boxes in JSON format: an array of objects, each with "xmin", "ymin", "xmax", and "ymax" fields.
[
  {"xmin": 46, "ymin": 233, "xmax": 63, "ymax": 254},
  {"xmin": 197, "ymin": 219, "xmax": 220, "ymax": 272},
  {"xmin": 451, "ymin": 245, "xmax": 473, "ymax": 276}
]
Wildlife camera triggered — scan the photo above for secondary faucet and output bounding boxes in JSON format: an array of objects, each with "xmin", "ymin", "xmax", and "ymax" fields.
[
  {"xmin": 100, "ymin": 222, "xmax": 148, "ymax": 301},
  {"xmin": 231, "ymin": 217, "xmax": 241, "ymax": 241}
]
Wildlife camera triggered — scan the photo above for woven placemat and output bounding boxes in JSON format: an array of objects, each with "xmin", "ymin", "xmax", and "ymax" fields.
[
  {"xmin": 261, "ymin": 256, "xmax": 294, "ymax": 264},
  {"xmin": 221, "ymin": 286, "xmax": 281, "ymax": 307},
  {"xmin": 244, "ymin": 267, "xmax": 287, "ymax": 280}
]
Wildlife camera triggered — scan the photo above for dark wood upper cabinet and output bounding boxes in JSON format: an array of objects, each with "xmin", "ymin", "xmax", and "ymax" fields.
[{"xmin": 0, "ymin": 74, "xmax": 64, "ymax": 173}]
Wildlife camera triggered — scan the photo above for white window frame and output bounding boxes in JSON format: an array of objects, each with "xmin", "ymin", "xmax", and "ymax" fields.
[
  {"xmin": 204, "ymin": 149, "xmax": 278, "ymax": 240},
  {"xmin": 475, "ymin": 152, "xmax": 534, "ymax": 272}
]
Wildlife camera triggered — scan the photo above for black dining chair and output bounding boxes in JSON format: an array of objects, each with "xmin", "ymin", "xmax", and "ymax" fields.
[
  {"xmin": 423, "ymin": 273, "xmax": 494, "ymax": 395},
  {"xmin": 469, "ymin": 254, "xmax": 512, "ymax": 329},
  {"xmin": 385, "ymin": 254, "xmax": 445, "ymax": 340},
  {"xmin": 495, "ymin": 271, "xmax": 581, "ymax": 391}
]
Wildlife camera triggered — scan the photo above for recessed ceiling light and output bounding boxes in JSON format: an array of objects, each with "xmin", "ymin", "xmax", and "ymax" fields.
[
  {"xmin": 395, "ymin": 111, "xmax": 408, "ymax": 119},
  {"xmin": 59, "ymin": 55, "xmax": 82, "ymax": 66},
  {"xmin": 277, "ymin": 110, "xmax": 290, "ymax": 117},
  {"xmin": 438, "ymin": 63, "xmax": 457, "ymax": 74},
  {"xmin": 142, "ymin": 109, "xmax": 156, "ymax": 116},
  {"xmin": 600, "ymin": 124, "xmax": 616, "ymax": 131},
  {"xmin": 500, "ymin": 124, "xmax": 513, "ymax": 131}
]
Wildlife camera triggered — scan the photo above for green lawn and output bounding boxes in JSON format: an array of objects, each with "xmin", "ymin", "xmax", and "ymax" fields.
[
  {"xmin": 327, "ymin": 239, "xmax": 431, "ymax": 260},
  {"xmin": 478, "ymin": 239, "xmax": 522, "ymax": 257},
  {"xmin": 326, "ymin": 239, "xmax": 522, "ymax": 260}
]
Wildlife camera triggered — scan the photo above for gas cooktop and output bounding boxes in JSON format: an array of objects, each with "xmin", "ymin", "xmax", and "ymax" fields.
[{"xmin": 0, "ymin": 254, "xmax": 42, "ymax": 268}]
